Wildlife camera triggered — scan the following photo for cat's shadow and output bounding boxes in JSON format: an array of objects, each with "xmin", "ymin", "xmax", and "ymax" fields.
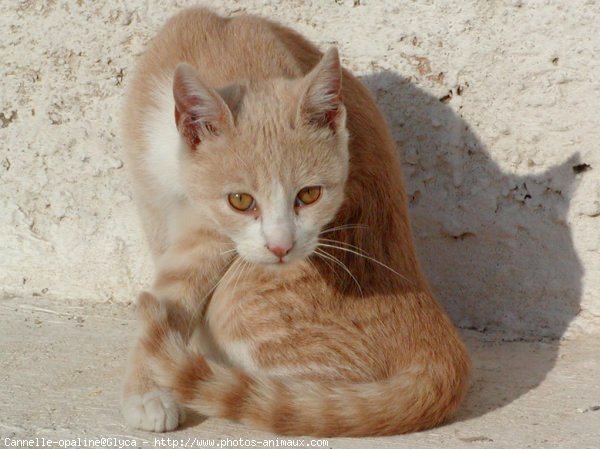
[
  {"xmin": 360, "ymin": 71, "xmax": 583, "ymax": 420},
  {"xmin": 178, "ymin": 409, "xmax": 208, "ymax": 430}
]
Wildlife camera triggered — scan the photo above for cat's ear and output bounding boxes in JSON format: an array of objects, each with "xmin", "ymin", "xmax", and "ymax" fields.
[
  {"xmin": 298, "ymin": 47, "xmax": 344, "ymax": 131},
  {"xmin": 173, "ymin": 63, "xmax": 239, "ymax": 148}
]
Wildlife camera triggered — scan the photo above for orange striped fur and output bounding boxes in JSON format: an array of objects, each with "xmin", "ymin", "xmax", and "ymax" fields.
[{"xmin": 121, "ymin": 8, "xmax": 470, "ymax": 436}]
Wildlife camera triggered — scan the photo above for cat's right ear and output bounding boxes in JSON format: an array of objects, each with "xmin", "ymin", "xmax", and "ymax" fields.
[
  {"xmin": 173, "ymin": 63, "xmax": 238, "ymax": 148},
  {"xmin": 297, "ymin": 47, "xmax": 344, "ymax": 132}
]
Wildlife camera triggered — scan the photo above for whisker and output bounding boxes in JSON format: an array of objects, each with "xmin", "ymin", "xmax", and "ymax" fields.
[
  {"xmin": 224, "ymin": 256, "xmax": 244, "ymax": 290},
  {"xmin": 311, "ymin": 253, "xmax": 344, "ymax": 285},
  {"xmin": 231, "ymin": 258, "xmax": 250, "ymax": 294},
  {"xmin": 306, "ymin": 255, "xmax": 329, "ymax": 286},
  {"xmin": 319, "ymin": 223, "xmax": 369, "ymax": 235},
  {"xmin": 185, "ymin": 256, "xmax": 241, "ymax": 337},
  {"xmin": 314, "ymin": 248, "xmax": 363, "ymax": 297},
  {"xmin": 220, "ymin": 248, "xmax": 237, "ymax": 256},
  {"xmin": 317, "ymin": 243, "xmax": 411, "ymax": 284},
  {"xmin": 313, "ymin": 249, "xmax": 342, "ymax": 284},
  {"xmin": 318, "ymin": 238, "xmax": 369, "ymax": 255}
]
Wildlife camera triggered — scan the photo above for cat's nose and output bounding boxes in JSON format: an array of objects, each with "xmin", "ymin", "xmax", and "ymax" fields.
[{"xmin": 267, "ymin": 242, "xmax": 293, "ymax": 259}]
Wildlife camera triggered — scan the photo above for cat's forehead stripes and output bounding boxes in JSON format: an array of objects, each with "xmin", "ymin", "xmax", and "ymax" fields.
[{"xmin": 235, "ymin": 82, "xmax": 299, "ymax": 147}]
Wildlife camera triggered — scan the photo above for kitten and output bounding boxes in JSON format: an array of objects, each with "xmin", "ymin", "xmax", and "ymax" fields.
[{"xmin": 121, "ymin": 7, "xmax": 470, "ymax": 436}]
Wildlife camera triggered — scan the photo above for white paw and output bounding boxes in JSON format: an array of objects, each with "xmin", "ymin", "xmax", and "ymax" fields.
[{"xmin": 122, "ymin": 390, "xmax": 185, "ymax": 432}]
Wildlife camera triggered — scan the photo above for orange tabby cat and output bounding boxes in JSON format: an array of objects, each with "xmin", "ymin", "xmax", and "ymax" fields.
[{"xmin": 121, "ymin": 7, "xmax": 470, "ymax": 436}]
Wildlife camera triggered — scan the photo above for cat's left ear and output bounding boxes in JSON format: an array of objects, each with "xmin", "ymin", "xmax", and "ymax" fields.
[
  {"xmin": 298, "ymin": 47, "xmax": 345, "ymax": 132},
  {"xmin": 173, "ymin": 63, "xmax": 241, "ymax": 148}
]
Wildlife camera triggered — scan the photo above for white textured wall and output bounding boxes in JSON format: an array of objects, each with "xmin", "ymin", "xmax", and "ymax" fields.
[{"xmin": 1, "ymin": 0, "xmax": 598, "ymax": 339}]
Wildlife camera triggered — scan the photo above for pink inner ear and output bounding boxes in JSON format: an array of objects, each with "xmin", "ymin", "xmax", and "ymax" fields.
[
  {"xmin": 175, "ymin": 106, "xmax": 201, "ymax": 148},
  {"xmin": 303, "ymin": 50, "xmax": 343, "ymax": 131},
  {"xmin": 174, "ymin": 107, "xmax": 181, "ymax": 128},
  {"xmin": 321, "ymin": 81, "xmax": 341, "ymax": 130},
  {"xmin": 325, "ymin": 108, "xmax": 339, "ymax": 131},
  {"xmin": 174, "ymin": 92, "xmax": 211, "ymax": 148},
  {"xmin": 307, "ymin": 99, "xmax": 341, "ymax": 131}
]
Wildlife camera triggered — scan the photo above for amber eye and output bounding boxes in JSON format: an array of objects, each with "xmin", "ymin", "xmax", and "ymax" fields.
[
  {"xmin": 228, "ymin": 193, "xmax": 256, "ymax": 212},
  {"xmin": 295, "ymin": 186, "xmax": 322, "ymax": 207}
]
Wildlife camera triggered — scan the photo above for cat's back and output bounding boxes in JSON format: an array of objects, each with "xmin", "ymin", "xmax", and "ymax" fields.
[{"xmin": 125, "ymin": 8, "xmax": 302, "ymax": 112}]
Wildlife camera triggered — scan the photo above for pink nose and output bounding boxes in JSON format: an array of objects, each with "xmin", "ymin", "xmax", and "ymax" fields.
[{"xmin": 267, "ymin": 243, "xmax": 293, "ymax": 259}]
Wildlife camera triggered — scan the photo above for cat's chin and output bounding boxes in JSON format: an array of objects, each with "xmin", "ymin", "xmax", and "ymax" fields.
[
  {"xmin": 246, "ymin": 257, "xmax": 306, "ymax": 273},
  {"xmin": 261, "ymin": 260, "xmax": 299, "ymax": 270}
]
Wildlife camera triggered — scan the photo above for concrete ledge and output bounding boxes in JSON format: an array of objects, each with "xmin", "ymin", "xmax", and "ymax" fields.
[{"xmin": 1, "ymin": 296, "xmax": 598, "ymax": 448}]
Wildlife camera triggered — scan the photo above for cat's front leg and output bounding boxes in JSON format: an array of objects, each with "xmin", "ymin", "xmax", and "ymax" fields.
[
  {"xmin": 121, "ymin": 292, "xmax": 188, "ymax": 432},
  {"xmin": 122, "ymin": 341, "xmax": 185, "ymax": 432},
  {"xmin": 121, "ymin": 238, "xmax": 230, "ymax": 432}
]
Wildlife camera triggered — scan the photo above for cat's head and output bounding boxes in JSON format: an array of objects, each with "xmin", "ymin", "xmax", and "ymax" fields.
[{"xmin": 173, "ymin": 48, "xmax": 349, "ymax": 266}]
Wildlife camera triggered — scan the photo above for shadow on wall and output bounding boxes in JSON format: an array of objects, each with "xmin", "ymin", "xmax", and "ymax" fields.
[{"xmin": 361, "ymin": 71, "xmax": 583, "ymax": 418}]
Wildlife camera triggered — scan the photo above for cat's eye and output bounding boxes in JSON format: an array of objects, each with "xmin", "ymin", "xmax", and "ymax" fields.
[
  {"xmin": 228, "ymin": 193, "xmax": 256, "ymax": 212},
  {"xmin": 295, "ymin": 186, "xmax": 322, "ymax": 207}
]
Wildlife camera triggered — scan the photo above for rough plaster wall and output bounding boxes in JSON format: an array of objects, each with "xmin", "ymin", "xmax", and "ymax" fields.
[{"xmin": 1, "ymin": 0, "xmax": 598, "ymax": 339}]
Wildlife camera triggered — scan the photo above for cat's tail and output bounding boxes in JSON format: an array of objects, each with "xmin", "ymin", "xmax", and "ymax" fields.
[{"xmin": 138, "ymin": 292, "xmax": 469, "ymax": 437}]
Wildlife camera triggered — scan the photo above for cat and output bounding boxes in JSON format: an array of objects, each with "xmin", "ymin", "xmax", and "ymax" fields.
[{"xmin": 120, "ymin": 7, "xmax": 470, "ymax": 436}]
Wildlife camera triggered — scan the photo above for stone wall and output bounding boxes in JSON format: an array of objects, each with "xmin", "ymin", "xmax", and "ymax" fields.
[{"xmin": 1, "ymin": 0, "xmax": 598, "ymax": 338}]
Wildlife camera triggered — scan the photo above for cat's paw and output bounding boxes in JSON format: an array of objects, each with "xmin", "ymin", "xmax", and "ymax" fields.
[{"xmin": 122, "ymin": 390, "xmax": 185, "ymax": 432}]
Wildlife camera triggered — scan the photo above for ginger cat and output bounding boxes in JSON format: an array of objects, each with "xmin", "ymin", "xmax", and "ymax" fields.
[{"xmin": 121, "ymin": 7, "xmax": 470, "ymax": 437}]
